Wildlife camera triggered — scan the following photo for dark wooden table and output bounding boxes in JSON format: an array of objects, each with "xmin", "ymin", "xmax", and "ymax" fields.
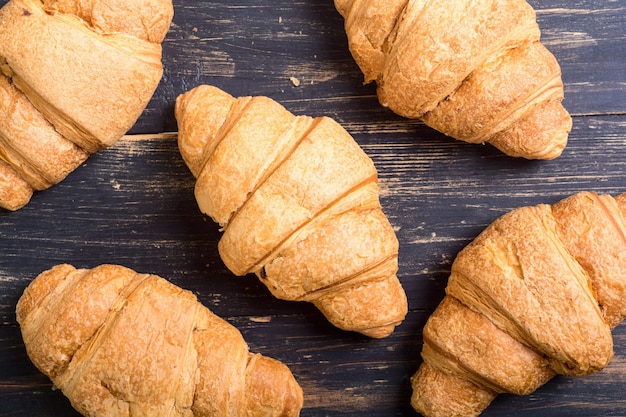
[{"xmin": 1, "ymin": 1, "xmax": 625, "ymax": 416}]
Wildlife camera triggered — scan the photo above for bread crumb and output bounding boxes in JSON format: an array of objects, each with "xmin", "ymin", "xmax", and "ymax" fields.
[
  {"xmin": 290, "ymin": 76, "xmax": 300, "ymax": 87},
  {"xmin": 189, "ymin": 27, "xmax": 199, "ymax": 40}
]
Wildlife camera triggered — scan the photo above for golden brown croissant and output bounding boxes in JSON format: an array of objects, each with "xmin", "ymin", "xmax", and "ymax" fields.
[
  {"xmin": 175, "ymin": 84, "xmax": 408, "ymax": 338},
  {"xmin": 0, "ymin": 0, "xmax": 173, "ymax": 210},
  {"xmin": 410, "ymin": 191, "xmax": 626, "ymax": 417},
  {"xmin": 16, "ymin": 264, "xmax": 304, "ymax": 417},
  {"xmin": 334, "ymin": 0, "xmax": 572, "ymax": 159}
]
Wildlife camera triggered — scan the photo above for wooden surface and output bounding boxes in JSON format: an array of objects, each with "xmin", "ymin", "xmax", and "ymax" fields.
[{"xmin": 1, "ymin": 0, "xmax": 626, "ymax": 416}]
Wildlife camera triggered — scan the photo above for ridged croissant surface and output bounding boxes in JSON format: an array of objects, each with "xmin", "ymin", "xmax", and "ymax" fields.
[
  {"xmin": 16, "ymin": 264, "xmax": 304, "ymax": 417},
  {"xmin": 0, "ymin": 0, "xmax": 173, "ymax": 210},
  {"xmin": 411, "ymin": 191, "xmax": 626, "ymax": 417},
  {"xmin": 335, "ymin": 0, "xmax": 572, "ymax": 159},
  {"xmin": 175, "ymin": 85, "xmax": 408, "ymax": 338}
]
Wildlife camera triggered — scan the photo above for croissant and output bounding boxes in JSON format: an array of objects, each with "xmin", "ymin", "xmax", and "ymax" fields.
[
  {"xmin": 16, "ymin": 264, "xmax": 304, "ymax": 417},
  {"xmin": 0, "ymin": 0, "xmax": 173, "ymax": 210},
  {"xmin": 410, "ymin": 191, "xmax": 626, "ymax": 417},
  {"xmin": 175, "ymin": 84, "xmax": 408, "ymax": 338},
  {"xmin": 334, "ymin": 0, "xmax": 572, "ymax": 159}
]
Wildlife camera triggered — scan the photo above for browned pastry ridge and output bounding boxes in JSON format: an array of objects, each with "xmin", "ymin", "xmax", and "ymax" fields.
[
  {"xmin": 175, "ymin": 84, "xmax": 408, "ymax": 338},
  {"xmin": 334, "ymin": 0, "xmax": 572, "ymax": 159},
  {"xmin": 410, "ymin": 191, "xmax": 626, "ymax": 417},
  {"xmin": 16, "ymin": 264, "xmax": 304, "ymax": 417},
  {"xmin": 0, "ymin": 0, "xmax": 173, "ymax": 210}
]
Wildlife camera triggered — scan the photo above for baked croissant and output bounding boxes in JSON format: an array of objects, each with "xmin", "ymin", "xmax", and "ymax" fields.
[
  {"xmin": 0, "ymin": 0, "xmax": 173, "ymax": 210},
  {"xmin": 175, "ymin": 84, "xmax": 408, "ymax": 338},
  {"xmin": 411, "ymin": 191, "xmax": 626, "ymax": 417},
  {"xmin": 334, "ymin": 0, "xmax": 572, "ymax": 159},
  {"xmin": 16, "ymin": 264, "xmax": 304, "ymax": 417}
]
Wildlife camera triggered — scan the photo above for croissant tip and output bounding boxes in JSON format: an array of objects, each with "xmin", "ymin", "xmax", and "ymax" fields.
[{"xmin": 358, "ymin": 322, "xmax": 400, "ymax": 338}]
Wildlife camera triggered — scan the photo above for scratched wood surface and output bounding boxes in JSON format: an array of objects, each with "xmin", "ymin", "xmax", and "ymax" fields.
[{"xmin": 1, "ymin": 0, "xmax": 626, "ymax": 416}]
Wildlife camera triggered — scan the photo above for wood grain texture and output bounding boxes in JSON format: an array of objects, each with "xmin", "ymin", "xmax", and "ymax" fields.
[{"xmin": 0, "ymin": 0, "xmax": 625, "ymax": 416}]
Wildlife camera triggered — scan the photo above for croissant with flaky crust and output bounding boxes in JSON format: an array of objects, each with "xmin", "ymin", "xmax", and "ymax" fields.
[
  {"xmin": 17, "ymin": 264, "xmax": 304, "ymax": 417},
  {"xmin": 411, "ymin": 191, "xmax": 626, "ymax": 417},
  {"xmin": 335, "ymin": 0, "xmax": 572, "ymax": 159},
  {"xmin": 175, "ymin": 84, "xmax": 408, "ymax": 338},
  {"xmin": 0, "ymin": 0, "xmax": 173, "ymax": 210}
]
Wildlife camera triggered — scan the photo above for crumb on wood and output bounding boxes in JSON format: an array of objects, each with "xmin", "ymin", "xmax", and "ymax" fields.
[
  {"xmin": 290, "ymin": 76, "xmax": 300, "ymax": 87},
  {"xmin": 188, "ymin": 27, "xmax": 199, "ymax": 40}
]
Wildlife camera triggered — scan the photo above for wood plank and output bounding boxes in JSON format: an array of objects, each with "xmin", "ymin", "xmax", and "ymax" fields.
[
  {"xmin": 1, "ymin": 113, "xmax": 626, "ymax": 415},
  {"xmin": 129, "ymin": 0, "xmax": 626, "ymax": 134},
  {"xmin": 534, "ymin": 0, "xmax": 626, "ymax": 115},
  {"xmin": 1, "ymin": 0, "xmax": 625, "ymax": 416}
]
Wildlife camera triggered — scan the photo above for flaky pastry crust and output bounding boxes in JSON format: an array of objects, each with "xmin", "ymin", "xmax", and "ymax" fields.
[
  {"xmin": 0, "ymin": 0, "xmax": 173, "ymax": 210},
  {"xmin": 335, "ymin": 0, "xmax": 572, "ymax": 159},
  {"xmin": 176, "ymin": 85, "xmax": 408, "ymax": 338},
  {"xmin": 17, "ymin": 264, "xmax": 304, "ymax": 417},
  {"xmin": 411, "ymin": 191, "xmax": 626, "ymax": 417}
]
